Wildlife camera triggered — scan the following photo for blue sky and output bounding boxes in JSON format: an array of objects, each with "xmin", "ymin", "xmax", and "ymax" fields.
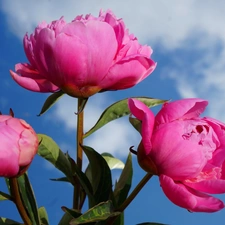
[{"xmin": 1, "ymin": 0, "xmax": 225, "ymax": 224}]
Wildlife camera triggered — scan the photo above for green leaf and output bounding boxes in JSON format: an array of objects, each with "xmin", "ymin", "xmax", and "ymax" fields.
[
  {"xmin": 17, "ymin": 173, "xmax": 40, "ymax": 225},
  {"xmin": 38, "ymin": 91, "xmax": 64, "ymax": 116},
  {"xmin": 102, "ymin": 153, "xmax": 124, "ymax": 170},
  {"xmin": 129, "ymin": 117, "xmax": 142, "ymax": 133},
  {"xmin": 37, "ymin": 134, "xmax": 74, "ymax": 185},
  {"xmin": 0, "ymin": 218, "xmax": 22, "ymax": 224},
  {"xmin": 0, "ymin": 191, "xmax": 12, "ymax": 201},
  {"xmin": 61, "ymin": 207, "xmax": 82, "ymax": 218},
  {"xmin": 82, "ymin": 146, "xmax": 112, "ymax": 206},
  {"xmin": 50, "ymin": 177, "xmax": 70, "ymax": 182},
  {"xmin": 4, "ymin": 178, "xmax": 10, "ymax": 194},
  {"xmin": 84, "ymin": 97, "xmax": 166, "ymax": 138},
  {"xmin": 114, "ymin": 153, "xmax": 133, "ymax": 207},
  {"xmin": 70, "ymin": 201, "xmax": 120, "ymax": 225},
  {"xmin": 67, "ymin": 154, "xmax": 94, "ymax": 205},
  {"xmin": 58, "ymin": 212, "xmax": 74, "ymax": 225},
  {"xmin": 137, "ymin": 223, "xmax": 169, "ymax": 225},
  {"xmin": 38, "ymin": 207, "xmax": 49, "ymax": 225}
]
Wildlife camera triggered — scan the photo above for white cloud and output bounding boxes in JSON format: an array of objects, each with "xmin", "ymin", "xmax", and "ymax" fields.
[
  {"xmin": 51, "ymin": 93, "xmax": 139, "ymax": 159},
  {"xmin": 2, "ymin": 0, "xmax": 225, "ymax": 49},
  {"xmin": 2, "ymin": 1, "xmax": 225, "ymax": 120},
  {"xmin": 162, "ymin": 43, "xmax": 225, "ymax": 121}
]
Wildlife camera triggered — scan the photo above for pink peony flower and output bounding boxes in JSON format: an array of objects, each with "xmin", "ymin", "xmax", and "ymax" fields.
[
  {"xmin": 128, "ymin": 98, "xmax": 225, "ymax": 212},
  {"xmin": 10, "ymin": 10, "xmax": 156, "ymax": 98},
  {"xmin": 0, "ymin": 115, "xmax": 38, "ymax": 177}
]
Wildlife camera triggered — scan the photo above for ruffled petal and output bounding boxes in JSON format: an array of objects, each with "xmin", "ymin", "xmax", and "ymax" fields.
[
  {"xmin": 155, "ymin": 99, "xmax": 208, "ymax": 125},
  {"xmin": 42, "ymin": 20, "xmax": 118, "ymax": 87},
  {"xmin": 10, "ymin": 64, "xmax": 59, "ymax": 92},
  {"xmin": 160, "ymin": 175, "xmax": 224, "ymax": 212},
  {"xmin": 101, "ymin": 56, "xmax": 156, "ymax": 90},
  {"xmin": 204, "ymin": 117, "xmax": 225, "ymax": 166},
  {"xmin": 151, "ymin": 121, "xmax": 209, "ymax": 179},
  {"xmin": 128, "ymin": 99, "xmax": 154, "ymax": 153},
  {"xmin": 184, "ymin": 179, "xmax": 225, "ymax": 194}
]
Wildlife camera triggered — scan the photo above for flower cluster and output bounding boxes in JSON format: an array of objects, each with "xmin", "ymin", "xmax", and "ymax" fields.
[{"xmin": 1, "ymin": 8, "xmax": 225, "ymax": 225}]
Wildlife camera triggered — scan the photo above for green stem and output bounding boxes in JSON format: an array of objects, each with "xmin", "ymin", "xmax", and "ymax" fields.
[
  {"xmin": 9, "ymin": 177, "xmax": 31, "ymax": 225},
  {"xmin": 118, "ymin": 173, "xmax": 153, "ymax": 212},
  {"xmin": 73, "ymin": 98, "xmax": 84, "ymax": 210},
  {"xmin": 108, "ymin": 173, "xmax": 153, "ymax": 225}
]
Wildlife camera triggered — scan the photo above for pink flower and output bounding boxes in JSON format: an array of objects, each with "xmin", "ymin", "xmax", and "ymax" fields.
[
  {"xmin": 128, "ymin": 98, "xmax": 225, "ymax": 212},
  {"xmin": 10, "ymin": 10, "xmax": 156, "ymax": 98},
  {"xmin": 0, "ymin": 115, "xmax": 38, "ymax": 177}
]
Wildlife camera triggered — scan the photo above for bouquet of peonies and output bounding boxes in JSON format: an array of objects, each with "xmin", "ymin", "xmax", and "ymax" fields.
[{"xmin": 1, "ymin": 9, "xmax": 225, "ymax": 225}]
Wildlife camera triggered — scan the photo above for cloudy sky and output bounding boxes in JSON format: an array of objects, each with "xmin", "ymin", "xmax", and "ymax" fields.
[{"xmin": 1, "ymin": 0, "xmax": 225, "ymax": 224}]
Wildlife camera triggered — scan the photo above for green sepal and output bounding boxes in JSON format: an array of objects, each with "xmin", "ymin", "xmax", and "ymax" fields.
[
  {"xmin": 37, "ymin": 134, "xmax": 74, "ymax": 185},
  {"xmin": 4, "ymin": 178, "xmax": 10, "ymax": 194},
  {"xmin": 76, "ymin": 98, "xmax": 88, "ymax": 114},
  {"xmin": 84, "ymin": 97, "xmax": 166, "ymax": 138},
  {"xmin": 70, "ymin": 201, "xmax": 120, "ymax": 225},
  {"xmin": 38, "ymin": 91, "xmax": 64, "ymax": 116}
]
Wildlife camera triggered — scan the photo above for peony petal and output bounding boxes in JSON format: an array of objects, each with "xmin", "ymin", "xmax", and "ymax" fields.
[
  {"xmin": 0, "ymin": 126, "xmax": 20, "ymax": 177},
  {"xmin": 4, "ymin": 118, "xmax": 38, "ymax": 166},
  {"xmin": 0, "ymin": 148, "xmax": 19, "ymax": 177},
  {"xmin": 155, "ymin": 98, "xmax": 208, "ymax": 125},
  {"xmin": 42, "ymin": 20, "xmax": 118, "ymax": 88},
  {"xmin": 151, "ymin": 121, "xmax": 210, "ymax": 179},
  {"xmin": 184, "ymin": 179, "xmax": 225, "ymax": 194},
  {"xmin": 102, "ymin": 56, "xmax": 156, "ymax": 90},
  {"xmin": 0, "ymin": 115, "xmax": 11, "ymax": 123},
  {"xmin": 128, "ymin": 99, "xmax": 154, "ymax": 153},
  {"xmin": 19, "ymin": 127, "xmax": 38, "ymax": 166},
  {"xmin": 160, "ymin": 175, "xmax": 224, "ymax": 212},
  {"xmin": 23, "ymin": 34, "xmax": 38, "ymax": 68},
  {"xmin": 204, "ymin": 117, "xmax": 225, "ymax": 166},
  {"xmin": 10, "ymin": 64, "xmax": 59, "ymax": 92},
  {"xmin": 103, "ymin": 10, "xmax": 125, "ymax": 48}
]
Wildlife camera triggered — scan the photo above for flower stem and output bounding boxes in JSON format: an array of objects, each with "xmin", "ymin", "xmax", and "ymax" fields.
[
  {"xmin": 9, "ymin": 177, "xmax": 31, "ymax": 225},
  {"xmin": 73, "ymin": 98, "xmax": 84, "ymax": 210},
  {"xmin": 108, "ymin": 173, "xmax": 153, "ymax": 225},
  {"xmin": 118, "ymin": 172, "xmax": 153, "ymax": 212},
  {"xmin": 117, "ymin": 173, "xmax": 153, "ymax": 212}
]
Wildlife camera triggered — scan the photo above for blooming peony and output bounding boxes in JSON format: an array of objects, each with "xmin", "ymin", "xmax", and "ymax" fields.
[
  {"xmin": 128, "ymin": 98, "xmax": 225, "ymax": 212},
  {"xmin": 10, "ymin": 10, "xmax": 156, "ymax": 98},
  {"xmin": 0, "ymin": 115, "xmax": 38, "ymax": 177}
]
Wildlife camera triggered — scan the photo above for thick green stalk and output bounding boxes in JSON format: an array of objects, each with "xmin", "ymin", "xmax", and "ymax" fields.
[
  {"xmin": 9, "ymin": 177, "xmax": 31, "ymax": 225},
  {"xmin": 73, "ymin": 98, "xmax": 84, "ymax": 210}
]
